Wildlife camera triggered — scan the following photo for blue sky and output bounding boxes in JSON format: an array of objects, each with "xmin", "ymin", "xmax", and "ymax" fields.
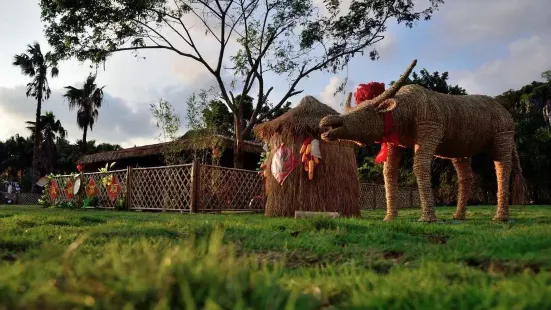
[{"xmin": 1, "ymin": 0, "xmax": 550, "ymax": 147}]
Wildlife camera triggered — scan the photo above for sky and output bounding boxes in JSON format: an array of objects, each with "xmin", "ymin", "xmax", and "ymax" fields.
[{"xmin": 0, "ymin": 0, "xmax": 550, "ymax": 148}]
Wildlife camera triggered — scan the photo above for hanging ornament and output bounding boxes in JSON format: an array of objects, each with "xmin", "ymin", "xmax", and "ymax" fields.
[
  {"xmin": 86, "ymin": 178, "xmax": 99, "ymax": 198},
  {"xmin": 271, "ymin": 143, "xmax": 299, "ymax": 184},
  {"xmin": 107, "ymin": 175, "xmax": 121, "ymax": 202},
  {"xmin": 212, "ymin": 148, "xmax": 221, "ymax": 159},
  {"xmin": 64, "ymin": 180, "xmax": 74, "ymax": 201},
  {"xmin": 299, "ymin": 138, "xmax": 322, "ymax": 181}
]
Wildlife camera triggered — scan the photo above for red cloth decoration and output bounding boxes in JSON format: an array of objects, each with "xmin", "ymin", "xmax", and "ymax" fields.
[
  {"xmin": 354, "ymin": 82, "xmax": 386, "ymax": 105},
  {"xmin": 64, "ymin": 180, "xmax": 74, "ymax": 201},
  {"xmin": 107, "ymin": 175, "xmax": 121, "ymax": 202},
  {"xmin": 374, "ymin": 112, "xmax": 399, "ymax": 164},
  {"xmin": 271, "ymin": 143, "xmax": 299, "ymax": 185},
  {"xmin": 49, "ymin": 180, "xmax": 60, "ymax": 202},
  {"xmin": 86, "ymin": 178, "xmax": 99, "ymax": 198}
]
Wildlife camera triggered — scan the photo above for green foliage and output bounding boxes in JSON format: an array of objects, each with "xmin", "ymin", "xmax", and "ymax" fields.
[
  {"xmin": 150, "ymin": 98, "xmax": 184, "ymax": 166},
  {"xmin": 542, "ymin": 69, "xmax": 551, "ymax": 83},
  {"xmin": 495, "ymin": 72, "xmax": 551, "ymax": 203},
  {"xmin": 186, "ymin": 90, "xmax": 292, "ymax": 140},
  {"xmin": 25, "ymin": 111, "xmax": 66, "ymax": 175},
  {"xmin": 391, "ymin": 69, "xmax": 467, "ymax": 95},
  {"xmin": 2, "ymin": 206, "xmax": 551, "ymax": 308}
]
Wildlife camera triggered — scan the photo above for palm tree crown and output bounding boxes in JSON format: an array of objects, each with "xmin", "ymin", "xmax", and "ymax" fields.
[
  {"xmin": 64, "ymin": 74, "xmax": 105, "ymax": 153},
  {"xmin": 13, "ymin": 42, "xmax": 59, "ymax": 102}
]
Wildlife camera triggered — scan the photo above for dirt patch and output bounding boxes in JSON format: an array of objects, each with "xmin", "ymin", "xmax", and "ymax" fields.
[
  {"xmin": 16, "ymin": 220, "xmax": 39, "ymax": 228},
  {"xmin": 465, "ymin": 258, "xmax": 542, "ymax": 275},
  {"xmin": 0, "ymin": 240, "xmax": 37, "ymax": 252},
  {"xmin": 290, "ymin": 231, "xmax": 300, "ymax": 238},
  {"xmin": 1, "ymin": 253, "xmax": 18, "ymax": 262},
  {"xmin": 46, "ymin": 220, "xmax": 72, "ymax": 226},
  {"xmin": 424, "ymin": 234, "xmax": 448, "ymax": 244},
  {"xmin": 79, "ymin": 216, "xmax": 107, "ymax": 225},
  {"xmin": 383, "ymin": 250, "xmax": 404, "ymax": 260}
]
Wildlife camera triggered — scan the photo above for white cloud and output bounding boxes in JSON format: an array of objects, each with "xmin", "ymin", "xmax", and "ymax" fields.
[
  {"xmin": 0, "ymin": 86, "xmax": 195, "ymax": 147},
  {"xmin": 438, "ymin": 0, "xmax": 551, "ymax": 43},
  {"xmin": 451, "ymin": 35, "xmax": 551, "ymax": 96},
  {"xmin": 319, "ymin": 76, "xmax": 356, "ymax": 112}
]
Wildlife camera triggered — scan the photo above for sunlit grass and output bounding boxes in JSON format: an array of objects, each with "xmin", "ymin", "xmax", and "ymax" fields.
[{"xmin": 1, "ymin": 205, "xmax": 551, "ymax": 309}]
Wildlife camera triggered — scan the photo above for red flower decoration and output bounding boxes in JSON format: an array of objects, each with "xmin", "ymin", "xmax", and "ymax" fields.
[
  {"xmin": 354, "ymin": 82, "xmax": 386, "ymax": 105},
  {"xmin": 77, "ymin": 164, "xmax": 84, "ymax": 172}
]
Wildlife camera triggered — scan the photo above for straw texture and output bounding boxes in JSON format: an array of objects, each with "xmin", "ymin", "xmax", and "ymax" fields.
[
  {"xmin": 452, "ymin": 157, "xmax": 473, "ymax": 220},
  {"xmin": 320, "ymin": 60, "xmax": 527, "ymax": 222},
  {"xmin": 255, "ymin": 96, "xmax": 360, "ymax": 217}
]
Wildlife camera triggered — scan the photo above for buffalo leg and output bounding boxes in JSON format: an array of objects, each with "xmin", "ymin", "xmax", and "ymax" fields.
[
  {"xmin": 383, "ymin": 144, "xmax": 402, "ymax": 221},
  {"xmin": 414, "ymin": 123, "xmax": 443, "ymax": 222},
  {"xmin": 492, "ymin": 132, "xmax": 514, "ymax": 221},
  {"xmin": 452, "ymin": 157, "xmax": 473, "ymax": 220}
]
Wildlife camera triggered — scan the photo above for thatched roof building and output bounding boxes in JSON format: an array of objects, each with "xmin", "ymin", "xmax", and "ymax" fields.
[
  {"xmin": 78, "ymin": 132, "xmax": 263, "ymax": 171},
  {"xmin": 254, "ymin": 96, "xmax": 360, "ymax": 217}
]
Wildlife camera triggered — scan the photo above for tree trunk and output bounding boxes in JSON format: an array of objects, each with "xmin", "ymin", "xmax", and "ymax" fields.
[
  {"xmin": 233, "ymin": 103, "xmax": 244, "ymax": 169},
  {"xmin": 82, "ymin": 127, "xmax": 88, "ymax": 154},
  {"xmin": 31, "ymin": 97, "xmax": 42, "ymax": 194}
]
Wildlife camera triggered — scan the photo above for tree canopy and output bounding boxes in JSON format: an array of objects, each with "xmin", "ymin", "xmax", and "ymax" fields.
[{"xmin": 40, "ymin": 0, "xmax": 443, "ymax": 167}]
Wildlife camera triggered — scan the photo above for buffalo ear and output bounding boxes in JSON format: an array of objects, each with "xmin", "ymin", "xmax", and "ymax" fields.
[{"xmin": 375, "ymin": 99, "xmax": 397, "ymax": 113}]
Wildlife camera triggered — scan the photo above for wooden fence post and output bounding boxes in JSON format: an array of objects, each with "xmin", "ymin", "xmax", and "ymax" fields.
[
  {"xmin": 190, "ymin": 159, "xmax": 200, "ymax": 213},
  {"xmin": 125, "ymin": 166, "xmax": 133, "ymax": 210},
  {"xmin": 372, "ymin": 184, "xmax": 377, "ymax": 210},
  {"xmin": 409, "ymin": 187, "xmax": 413, "ymax": 208},
  {"xmin": 78, "ymin": 173, "xmax": 84, "ymax": 207}
]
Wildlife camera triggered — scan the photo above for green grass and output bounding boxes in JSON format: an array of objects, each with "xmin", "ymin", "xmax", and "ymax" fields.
[{"xmin": 1, "ymin": 205, "xmax": 551, "ymax": 309}]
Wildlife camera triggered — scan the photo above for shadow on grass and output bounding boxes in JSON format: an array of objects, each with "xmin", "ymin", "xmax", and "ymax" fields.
[
  {"xmin": 0, "ymin": 239, "xmax": 39, "ymax": 253},
  {"xmin": 91, "ymin": 227, "xmax": 183, "ymax": 239}
]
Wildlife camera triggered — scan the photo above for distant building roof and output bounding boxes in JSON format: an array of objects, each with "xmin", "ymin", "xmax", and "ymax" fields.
[{"xmin": 78, "ymin": 133, "xmax": 262, "ymax": 164}]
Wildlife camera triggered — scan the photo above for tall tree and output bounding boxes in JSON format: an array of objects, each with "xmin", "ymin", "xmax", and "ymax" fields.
[
  {"xmin": 12, "ymin": 42, "xmax": 59, "ymax": 192},
  {"xmin": 26, "ymin": 111, "xmax": 67, "ymax": 175},
  {"xmin": 63, "ymin": 74, "xmax": 105, "ymax": 154},
  {"xmin": 41, "ymin": 0, "xmax": 444, "ymax": 168}
]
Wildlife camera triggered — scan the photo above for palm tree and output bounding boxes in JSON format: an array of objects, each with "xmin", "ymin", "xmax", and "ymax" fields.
[
  {"xmin": 26, "ymin": 112, "xmax": 67, "ymax": 174},
  {"xmin": 64, "ymin": 74, "xmax": 104, "ymax": 154},
  {"xmin": 13, "ymin": 42, "xmax": 59, "ymax": 192}
]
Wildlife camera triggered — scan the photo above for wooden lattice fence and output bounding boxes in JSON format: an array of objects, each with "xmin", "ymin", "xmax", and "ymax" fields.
[
  {"xmin": 199, "ymin": 165, "xmax": 264, "ymax": 212},
  {"xmin": 12, "ymin": 163, "xmax": 421, "ymax": 211},
  {"xmin": 129, "ymin": 165, "xmax": 193, "ymax": 211}
]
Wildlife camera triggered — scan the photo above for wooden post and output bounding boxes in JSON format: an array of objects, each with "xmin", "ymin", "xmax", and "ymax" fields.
[
  {"xmin": 409, "ymin": 187, "xmax": 413, "ymax": 208},
  {"xmin": 79, "ymin": 173, "xmax": 84, "ymax": 207},
  {"xmin": 125, "ymin": 166, "xmax": 133, "ymax": 210},
  {"xmin": 372, "ymin": 184, "xmax": 376, "ymax": 210},
  {"xmin": 190, "ymin": 159, "xmax": 200, "ymax": 213}
]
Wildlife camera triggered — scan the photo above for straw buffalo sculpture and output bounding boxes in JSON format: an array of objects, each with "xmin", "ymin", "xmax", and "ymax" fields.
[{"xmin": 320, "ymin": 60, "xmax": 526, "ymax": 222}]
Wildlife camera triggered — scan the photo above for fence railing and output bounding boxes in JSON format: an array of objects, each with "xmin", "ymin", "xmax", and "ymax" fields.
[{"xmin": 7, "ymin": 162, "xmax": 420, "ymax": 211}]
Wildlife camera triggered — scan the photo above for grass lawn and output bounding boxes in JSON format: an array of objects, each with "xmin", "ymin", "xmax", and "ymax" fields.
[{"xmin": 1, "ymin": 205, "xmax": 551, "ymax": 309}]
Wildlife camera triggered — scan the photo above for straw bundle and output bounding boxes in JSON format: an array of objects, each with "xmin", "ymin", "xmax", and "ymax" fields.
[
  {"xmin": 255, "ymin": 96, "xmax": 360, "ymax": 217},
  {"xmin": 320, "ymin": 60, "xmax": 527, "ymax": 222}
]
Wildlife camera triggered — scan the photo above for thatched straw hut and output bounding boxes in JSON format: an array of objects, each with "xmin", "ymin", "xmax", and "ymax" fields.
[{"xmin": 254, "ymin": 96, "xmax": 360, "ymax": 217}]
